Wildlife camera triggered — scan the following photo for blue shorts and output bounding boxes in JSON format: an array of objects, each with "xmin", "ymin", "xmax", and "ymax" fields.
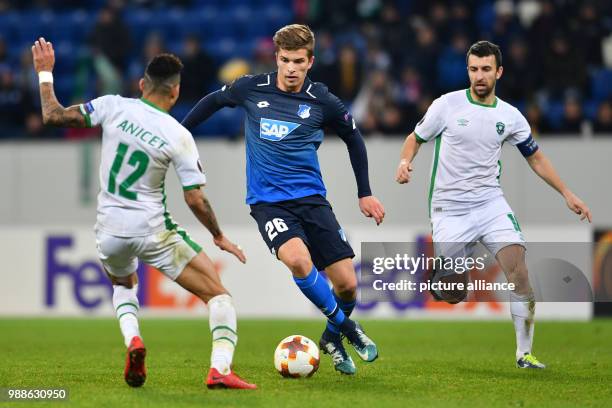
[{"xmin": 249, "ymin": 195, "xmax": 355, "ymax": 270}]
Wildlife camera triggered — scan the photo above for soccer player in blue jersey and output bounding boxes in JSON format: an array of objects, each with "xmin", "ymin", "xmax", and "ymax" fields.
[{"xmin": 182, "ymin": 24, "xmax": 385, "ymax": 375}]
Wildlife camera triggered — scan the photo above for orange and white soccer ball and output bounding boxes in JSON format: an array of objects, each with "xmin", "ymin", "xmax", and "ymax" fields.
[{"xmin": 274, "ymin": 335, "xmax": 320, "ymax": 378}]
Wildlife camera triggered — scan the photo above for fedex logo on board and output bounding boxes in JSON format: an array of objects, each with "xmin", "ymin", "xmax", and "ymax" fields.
[{"xmin": 44, "ymin": 236, "xmax": 206, "ymax": 310}]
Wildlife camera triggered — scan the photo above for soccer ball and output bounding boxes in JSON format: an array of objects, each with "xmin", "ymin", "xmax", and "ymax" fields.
[{"xmin": 274, "ymin": 335, "xmax": 320, "ymax": 378}]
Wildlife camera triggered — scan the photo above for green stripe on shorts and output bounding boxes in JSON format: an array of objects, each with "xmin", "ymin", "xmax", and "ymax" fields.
[{"xmin": 176, "ymin": 228, "xmax": 202, "ymax": 253}]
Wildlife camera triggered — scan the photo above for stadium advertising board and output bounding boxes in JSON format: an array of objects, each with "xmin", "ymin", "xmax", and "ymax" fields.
[{"xmin": 0, "ymin": 226, "xmax": 591, "ymax": 319}]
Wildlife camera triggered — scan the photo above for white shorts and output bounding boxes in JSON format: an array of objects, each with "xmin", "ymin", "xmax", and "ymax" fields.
[
  {"xmin": 95, "ymin": 228, "xmax": 201, "ymax": 280},
  {"xmin": 431, "ymin": 196, "xmax": 525, "ymax": 260}
]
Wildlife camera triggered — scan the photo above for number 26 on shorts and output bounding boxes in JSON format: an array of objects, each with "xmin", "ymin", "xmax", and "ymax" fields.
[{"xmin": 265, "ymin": 218, "xmax": 288, "ymax": 241}]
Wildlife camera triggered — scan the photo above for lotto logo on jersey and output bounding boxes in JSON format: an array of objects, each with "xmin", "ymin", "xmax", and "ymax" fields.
[{"xmin": 260, "ymin": 118, "xmax": 300, "ymax": 141}]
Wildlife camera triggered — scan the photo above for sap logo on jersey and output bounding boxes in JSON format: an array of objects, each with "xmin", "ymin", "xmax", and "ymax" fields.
[{"xmin": 260, "ymin": 118, "xmax": 300, "ymax": 141}]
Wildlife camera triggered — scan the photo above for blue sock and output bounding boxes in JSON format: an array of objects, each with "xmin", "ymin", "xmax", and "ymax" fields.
[
  {"xmin": 293, "ymin": 266, "xmax": 346, "ymax": 326},
  {"xmin": 335, "ymin": 291, "xmax": 357, "ymax": 316},
  {"xmin": 326, "ymin": 290, "xmax": 357, "ymax": 334}
]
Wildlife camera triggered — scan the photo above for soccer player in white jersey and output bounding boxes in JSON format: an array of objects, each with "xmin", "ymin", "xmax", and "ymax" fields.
[
  {"xmin": 32, "ymin": 37, "xmax": 256, "ymax": 389},
  {"xmin": 395, "ymin": 41, "xmax": 592, "ymax": 369}
]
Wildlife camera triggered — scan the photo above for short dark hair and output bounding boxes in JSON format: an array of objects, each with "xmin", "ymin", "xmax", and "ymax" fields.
[
  {"xmin": 273, "ymin": 24, "xmax": 315, "ymax": 58},
  {"xmin": 144, "ymin": 53, "xmax": 183, "ymax": 94},
  {"xmin": 466, "ymin": 40, "xmax": 502, "ymax": 68}
]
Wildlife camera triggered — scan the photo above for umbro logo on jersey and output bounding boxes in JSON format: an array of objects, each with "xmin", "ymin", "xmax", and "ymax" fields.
[
  {"xmin": 260, "ymin": 118, "xmax": 300, "ymax": 141},
  {"xmin": 457, "ymin": 118, "xmax": 469, "ymax": 127},
  {"xmin": 496, "ymin": 121, "xmax": 505, "ymax": 135},
  {"xmin": 257, "ymin": 101, "xmax": 270, "ymax": 108}
]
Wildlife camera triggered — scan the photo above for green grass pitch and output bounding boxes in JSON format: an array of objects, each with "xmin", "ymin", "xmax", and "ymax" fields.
[{"xmin": 1, "ymin": 319, "xmax": 611, "ymax": 407}]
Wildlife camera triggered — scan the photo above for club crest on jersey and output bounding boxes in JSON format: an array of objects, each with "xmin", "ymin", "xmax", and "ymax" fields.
[
  {"xmin": 297, "ymin": 104, "xmax": 311, "ymax": 119},
  {"xmin": 260, "ymin": 118, "xmax": 300, "ymax": 141},
  {"xmin": 496, "ymin": 121, "xmax": 505, "ymax": 135}
]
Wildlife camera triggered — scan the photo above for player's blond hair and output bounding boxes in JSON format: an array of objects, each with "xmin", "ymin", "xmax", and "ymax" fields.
[{"xmin": 273, "ymin": 24, "xmax": 315, "ymax": 58}]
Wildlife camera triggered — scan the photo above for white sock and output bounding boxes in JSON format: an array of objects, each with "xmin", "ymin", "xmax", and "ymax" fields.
[
  {"xmin": 510, "ymin": 291, "xmax": 535, "ymax": 360},
  {"xmin": 208, "ymin": 294, "xmax": 237, "ymax": 375},
  {"xmin": 113, "ymin": 284, "xmax": 141, "ymax": 348}
]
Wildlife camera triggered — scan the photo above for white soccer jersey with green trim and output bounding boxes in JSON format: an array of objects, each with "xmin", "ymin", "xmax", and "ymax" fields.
[
  {"xmin": 80, "ymin": 95, "xmax": 206, "ymax": 237},
  {"xmin": 414, "ymin": 89, "xmax": 531, "ymax": 216}
]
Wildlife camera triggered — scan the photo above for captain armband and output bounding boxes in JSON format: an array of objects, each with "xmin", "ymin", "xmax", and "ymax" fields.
[{"xmin": 516, "ymin": 135, "xmax": 539, "ymax": 157}]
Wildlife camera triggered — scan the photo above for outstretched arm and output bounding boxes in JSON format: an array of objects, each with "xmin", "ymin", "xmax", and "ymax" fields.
[
  {"xmin": 32, "ymin": 37, "xmax": 87, "ymax": 128},
  {"xmin": 395, "ymin": 132, "xmax": 422, "ymax": 184},
  {"xmin": 182, "ymin": 76, "xmax": 252, "ymax": 130},
  {"xmin": 184, "ymin": 188, "xmax": 246, "ymax": 263},
  {"xmin": 181, "ymin": 90, "xmax": 230, "ymax": 130},
  {"xmin": 526, "ymin": 149, "xmax": 592, "ymax": 222}
]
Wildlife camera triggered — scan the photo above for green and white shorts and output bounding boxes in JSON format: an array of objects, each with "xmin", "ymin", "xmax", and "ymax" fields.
[
  {"xmin": 431, "ymin": 196, "xmax": 525, "ymax": 262},
  {"xmin": 95, "ymin": 228, "xmax": 201, "ymax": 280}
]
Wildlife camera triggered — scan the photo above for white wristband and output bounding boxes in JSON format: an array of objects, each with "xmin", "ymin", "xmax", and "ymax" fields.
[{"xmin": 38, "ymin": 71, "xmax": 53, "ymax": 84}]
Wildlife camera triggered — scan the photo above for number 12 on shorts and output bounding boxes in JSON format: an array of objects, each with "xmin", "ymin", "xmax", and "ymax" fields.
[{"xmin": 265, "ymin": 218, "xmax": 288, "ymax": 241}]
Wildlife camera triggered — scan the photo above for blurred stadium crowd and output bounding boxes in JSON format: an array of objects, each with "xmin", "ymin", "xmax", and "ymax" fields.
[{"xmin": 0, "ymin": 0, "xmax": 611, "ymax": 138}]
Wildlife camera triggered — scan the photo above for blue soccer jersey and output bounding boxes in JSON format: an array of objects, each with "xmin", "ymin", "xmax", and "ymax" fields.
[{"xmin": 182, "ymin": 72, "xmax": 371, "ymax": 204}]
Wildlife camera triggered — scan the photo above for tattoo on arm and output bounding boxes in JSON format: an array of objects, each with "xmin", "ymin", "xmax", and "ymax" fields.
[
  {"xmin": 200, "ymin": 196, "xmax": 222, "ymax": 238},
  {"xmin": 40, "ymin": 83, "xmax": 87, "ymax": 127}
]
